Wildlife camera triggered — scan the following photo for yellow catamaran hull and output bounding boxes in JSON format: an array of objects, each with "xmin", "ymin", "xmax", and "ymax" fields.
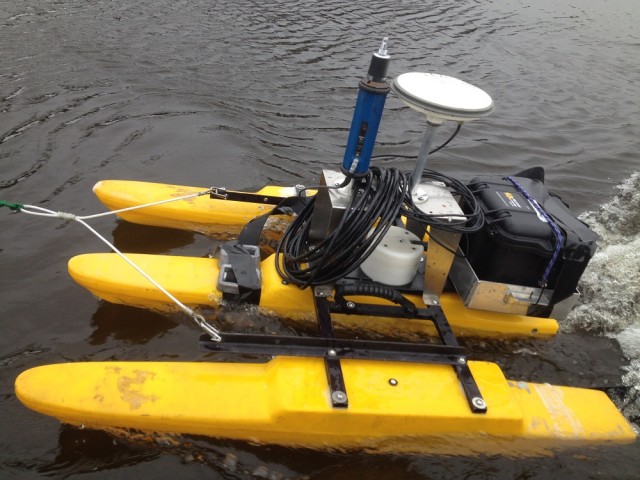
[
  {"xmin": 45, "ymin": 180, "xmax": 635, "ymax": 455},
  {"xmin": 86, "ymin": 179, "xmax": 564, "ymax": 337},
  {"xmin": 14, "ymin": 358, "xmax": 636, "ymax": 456},
  {"xmin": 67, "ymin": 253, "xmax": 558, "ymax": 338},
  {"xmin": 93, "ymin": 179, "xmax": 299, "ymax": 236}
]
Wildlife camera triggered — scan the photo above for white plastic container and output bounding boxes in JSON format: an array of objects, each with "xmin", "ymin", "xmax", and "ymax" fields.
[{"xmin": 360, "ymin": 226, "xmax": 424, "ymax": 286}]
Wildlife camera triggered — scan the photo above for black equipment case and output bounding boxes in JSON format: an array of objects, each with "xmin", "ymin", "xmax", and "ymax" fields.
[{"xmin": 464, "ymin": 168, "xmax": 597, "ymax": 306}]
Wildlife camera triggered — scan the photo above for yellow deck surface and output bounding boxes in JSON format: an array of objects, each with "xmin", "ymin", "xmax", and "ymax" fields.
[{"xmin": 15, "ymin": 358, "xmax": 635, "ymax": 456}]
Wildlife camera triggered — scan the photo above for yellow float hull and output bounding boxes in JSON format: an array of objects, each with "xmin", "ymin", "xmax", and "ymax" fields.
[
  {"xmin": 14, "ymin": 358, "xmax": 636, "ymax": 456},
  {"xmin": 93, "ymin": 180, "xmax": 300, "ymax": 236},
  {"xmin": 68, "ymin": 253, "xmax": 558, "ymax": 338},
  {"xmin": 88, "ymin": 180, "xmax": 561, "ymax": 337}
]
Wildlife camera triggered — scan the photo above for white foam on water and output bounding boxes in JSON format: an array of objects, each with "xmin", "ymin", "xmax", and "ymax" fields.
[
  {"xmin": 617, "ymin": 327, "xmax": 640, "ymax": 362},
  {"xmin": 564, "ymin": 171, "xmax": 640, "ymax": 389}
]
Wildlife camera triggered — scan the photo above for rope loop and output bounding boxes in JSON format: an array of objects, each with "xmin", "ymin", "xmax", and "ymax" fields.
[
  {"xmin": 4, "ymin": 192, "xmax": 224, "ymax": 340},
  {"xmin": 193, "ymin": 313, "xmax": 222, "ymax": 342}
]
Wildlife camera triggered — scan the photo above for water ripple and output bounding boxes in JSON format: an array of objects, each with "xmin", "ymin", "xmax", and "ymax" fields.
[{"xmin": 1, "ymin": 0, "xmax": 639, "ymax": 477}]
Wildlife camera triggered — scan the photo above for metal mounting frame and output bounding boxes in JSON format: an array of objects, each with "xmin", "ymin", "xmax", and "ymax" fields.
[
  {"xmin": 200, "ymin": 289, "xmax": 487, "ymax": 414},
  {"xmin": 209, "ymin": 187, "xmax": 287, "ymax": 205}
]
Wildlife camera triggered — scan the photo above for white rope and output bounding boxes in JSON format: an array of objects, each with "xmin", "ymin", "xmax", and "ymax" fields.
[
  {"xmin": 19, "ymin": 202, "xmax": 222, "ymax": 342},
  {"xmin": 76, "ymin": 188, "xmax": 213, "ymax": 220}
]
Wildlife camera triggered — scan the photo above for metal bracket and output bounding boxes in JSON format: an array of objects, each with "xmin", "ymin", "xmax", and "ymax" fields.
[
  {"xmin": 199, "ymin": 333, "xmax": 466, "ymax": 364},
  {"xmin": 315, "ymin": 293, "xmax": 349, "ymax": 408},
  {"xmin": 215, "ymin": 242, "xmax": 262, "ymax": 304},
  {"xmin": 328, "ymin": 298, "xmax": 487, "ymax": 414},
  {"xmin": 209, "ymin": 187, "xmax": 287, "ymax": 205},
  {"xmin": 199, "ymin": 288, "xmax": 487, "ymax": 414}
]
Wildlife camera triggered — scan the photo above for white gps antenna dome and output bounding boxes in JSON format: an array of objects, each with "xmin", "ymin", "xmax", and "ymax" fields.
[
  {"xmin": 392, "ymin": 72, "xmax": 494, "ymax": 195},
  {"xmin": 393, "ymin": 72, "xmax": 494, "ymax": 123}
]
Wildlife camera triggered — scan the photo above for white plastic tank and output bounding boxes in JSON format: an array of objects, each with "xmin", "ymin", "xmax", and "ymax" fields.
[{"xmin": 360, "ymin": 226, "xmax": 424, "ymax": 286}]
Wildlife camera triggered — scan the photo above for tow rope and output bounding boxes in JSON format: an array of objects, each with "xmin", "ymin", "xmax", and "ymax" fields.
[{"xmin": 1, "ymin": 191, "xmax": 222, "ymax": 341}]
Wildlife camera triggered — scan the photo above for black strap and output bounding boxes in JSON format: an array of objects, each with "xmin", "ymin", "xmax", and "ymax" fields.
[
  {"xmin": 219, "ymin": 195, "xmax": 307, "ymax": 304},
  {"xmin": 237, "ymin": 195, "xmax": 308, "ymax": 246}
]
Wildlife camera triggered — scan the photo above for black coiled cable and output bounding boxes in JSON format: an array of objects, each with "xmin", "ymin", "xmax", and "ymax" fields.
[
  {"xmin": 401, "ymin": 168, "xmax": 484, "ymax": 235},
  {"xmin": 275, "ymin": 166, "xmax": 484, "ymax": 286},
  {"xmin": 275, "ymin": 166, "xmax": 408, "ymax": 287}
]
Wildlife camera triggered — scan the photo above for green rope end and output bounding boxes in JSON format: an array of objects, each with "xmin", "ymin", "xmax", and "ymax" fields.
[{"xmin": 0, "ymin": 200, "xmax": 24, "ymax": 211}]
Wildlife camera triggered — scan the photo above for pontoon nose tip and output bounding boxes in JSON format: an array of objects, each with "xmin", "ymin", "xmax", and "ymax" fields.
[
  {"xmin": 14, "ymin": 367, "xmax": 40, "ymax": 407},
  {"xmin": 92, "ymin": 180, "xmax": 103, "ymax": 193}
]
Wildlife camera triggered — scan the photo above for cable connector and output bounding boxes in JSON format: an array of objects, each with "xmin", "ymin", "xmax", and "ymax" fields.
[{"xmin": 209, "ymin": 187, "xmax": 228, "ymax": 200}]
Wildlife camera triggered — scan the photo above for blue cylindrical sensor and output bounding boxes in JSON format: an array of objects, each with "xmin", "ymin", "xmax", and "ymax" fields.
[{"xmin": 341, "ymin": 39, "xmax": 391, "ymax": 176}]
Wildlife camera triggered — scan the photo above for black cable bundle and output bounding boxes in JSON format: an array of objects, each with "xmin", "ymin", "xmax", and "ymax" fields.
[
  {"xmin": 275, "ymin": 167, "xmax": 408, "ymax": 287},
  {"xmin": 275, "ymin": 165, "xmax": 484, "ymax": 287},
  {"xmin": 401, "ymin": 168, "xmax": 484, "ymax": 235}
]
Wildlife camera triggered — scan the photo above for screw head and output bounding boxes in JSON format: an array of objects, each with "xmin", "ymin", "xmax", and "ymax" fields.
[
  {"xmin": 331, "ymin": 391, "xmax": 347, "ymax": 404},
  {"xmin": 472, "ymin": 397, "xmax": 487, "ymax": 410},
  {"xmin": 346, "ymin": 301, "xmax": 356, "ymax": 309},
  {"xmin": 327, "ymin": 349, "xmax": 337, "ymax": 357},
  {"xmin": 388, "ymin": 378, "xmax": 398, "ymax": 386}
]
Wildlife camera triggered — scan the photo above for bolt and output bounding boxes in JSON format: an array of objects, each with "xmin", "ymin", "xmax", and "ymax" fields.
[
  {"xmin": 346, "ymin": 301, "xmax": 356, "ymax": 309},
  {"xmin": 327, "ymin": 349, "xmax": 337, "ymax": 357},
  {"xmin": 472, "ymin": 397, "xmax": 487, "ymax": 410},
  {"xmin": 458, "ymin": 357, "xmax": 467, "ymax": 365},
  {"xmin": 282, "ymin": 280, "xmax": 289, "ymax": 285},
  {"xmin": 332, "ymin": 391, "xmax": 347, "ymax": 404},
  {"xmin": 388, "ymin": 378, "xmax": 398, "ymax": 386}
]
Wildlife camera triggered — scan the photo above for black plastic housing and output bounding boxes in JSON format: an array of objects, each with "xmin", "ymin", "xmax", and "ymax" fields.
[{"xmin": 464, "ymin": 172, "xmax": 598, "ymax": 304}]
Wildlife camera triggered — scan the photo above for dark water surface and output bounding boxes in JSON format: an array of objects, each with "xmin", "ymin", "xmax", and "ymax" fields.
[{"xmin": 1, "ymin": 0, "xmax": 639, "ymax": 478}]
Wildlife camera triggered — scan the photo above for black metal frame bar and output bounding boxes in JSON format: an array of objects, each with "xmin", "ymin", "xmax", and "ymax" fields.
[
  {"xmin": 319, "ymin": 294, "xmax": 486, "ymax": 413},
  {"xmin": 199, "ymin": 333, "xmax": 465, "ymax": 363},
  {"xmin": 199, "ymin": 192, "xmax": 485, "ymax": 412},
  {"xmin": 315, "ymin": 295, "xmax": 349, "ymax": 407},
  {"xmin": 210, "ymin": 188, "xmax": 286, "ymax": 205},
  {"xmin": 200, "ymin": 291, "xmax": 487, "ymax": 414}
]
